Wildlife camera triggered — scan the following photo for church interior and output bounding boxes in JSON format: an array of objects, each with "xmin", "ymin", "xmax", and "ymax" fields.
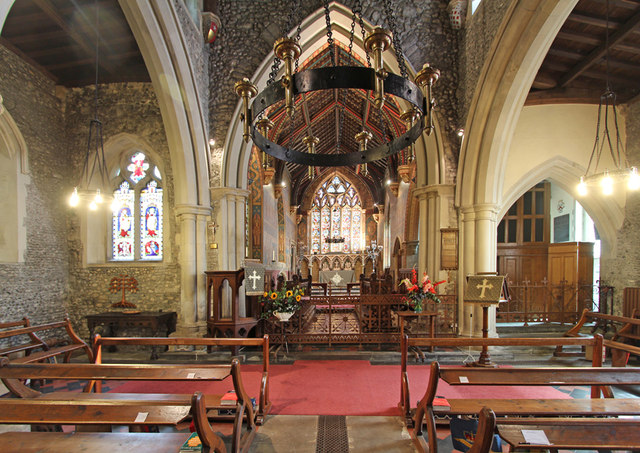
[{"xmin": 1, "ymin": 0, "xmax": 640, "ymax": 451}]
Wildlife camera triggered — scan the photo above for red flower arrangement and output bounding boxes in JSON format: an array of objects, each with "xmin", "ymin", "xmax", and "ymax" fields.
[{"xmin": 400, "ymin": 269, "xmax": 445, "ymax": 312}]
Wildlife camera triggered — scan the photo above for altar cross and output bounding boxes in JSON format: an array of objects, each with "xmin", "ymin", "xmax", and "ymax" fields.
[{"xmin": 476, "ymin": 278, "xmax": 493, "ymax": 299}]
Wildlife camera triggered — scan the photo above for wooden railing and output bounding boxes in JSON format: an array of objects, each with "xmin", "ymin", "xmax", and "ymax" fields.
[
  {"xmin": 262, "ymin": 293, "xmax": 457, "ymax": 345},
  {"xmin": 497, "ymin": 281, "xmax": 613, "ymax": 324}
]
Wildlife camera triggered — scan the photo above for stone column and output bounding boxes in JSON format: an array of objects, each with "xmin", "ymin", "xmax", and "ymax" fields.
[
  {"xmin": 175, "ymin": 204, "xmax": 211, "ymax": 336},
  {"xmin": 210, "ymin": 187, "xmax": 249, "ymax": 316},
  {"xmin": 413, "ymin": 184, "xmax": 455, "ymax": 278},
  {"xmin": 459, "ymin": 203, "xmax": 499, "ymax": 337}
]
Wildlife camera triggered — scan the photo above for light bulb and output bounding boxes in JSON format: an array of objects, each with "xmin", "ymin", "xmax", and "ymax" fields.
[
  {"xmin": 69, "ymin": 188, "xmax": 80, "ymax": 207},
  {"xmin": 628, "ymin": 167, "xmax": 640, "ymax": 190},
  {"xmin": 577, "ymin": 177, "xmax": 587, "ymax": 197},
  {"xmin": 89, "ymin": 200, "xmax": 98, "ymax": 211},
  {"xmin": 601, "ymin": 172, "xmax": 613, "ymax": 196},
  {"xmin": 94, "ymin": 189, "xmax": 103, "ymax": 204}
]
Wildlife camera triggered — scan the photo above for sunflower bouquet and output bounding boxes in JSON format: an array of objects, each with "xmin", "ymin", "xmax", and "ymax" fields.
[
  {"xmin": 400, "ymin": 269, "xmax": 445, "ymax": 312},
  {"xmin": 260, "ymin": 286, "xmax": 305, "ymax": 319}
]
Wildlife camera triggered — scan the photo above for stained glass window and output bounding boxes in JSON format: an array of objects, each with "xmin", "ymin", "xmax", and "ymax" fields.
[
  {"xmin": 140, "ymin": 181, "xmax": 163, "ymax": 260},
  {"xmin": 309, "ymin": 175, "xmax": 363, "ymax": 254},
  {"xmin": 111, "ymin": 152, "xmax": 163, "ymax": 261},
  {"xmin": 112, "ymin": 181, "xmax": 135, "ymax": 261}
]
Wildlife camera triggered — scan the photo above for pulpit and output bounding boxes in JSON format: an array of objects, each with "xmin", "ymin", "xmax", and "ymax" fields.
[{"xmin": 205, "ymin": 270, "xmax": 258, "ymax": 352}]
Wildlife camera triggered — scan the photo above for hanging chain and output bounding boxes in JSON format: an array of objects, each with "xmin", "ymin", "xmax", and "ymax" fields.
[
  {"xmin": 294, "ymin": 2, "xmax": 302, "ymax": 74},
  {"xmin": 347, "ymin": 5, "xmax": 357, "ymax": 65},
  {"xmin": 324, "ymin": 0, "xmax": 335, "ymax": 66},
  {"xmin": 355, "ymin": 0, "xmax": 371, "ymax": 68},
  {"xmin": 378, "ymin": 103, "xmax": 388, "ymax": 145},
  {"xmin": 383, "ymin": 0, "xmax": 407, "ymax": 77}
]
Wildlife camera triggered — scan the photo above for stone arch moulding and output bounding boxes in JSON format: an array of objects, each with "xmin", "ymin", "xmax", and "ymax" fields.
[
  {"xmin": 222, "ymin": 1, "xmax": 444, "ymax": 191},
  {"xmin": 499, "ymin": 156, "xmax": 623, "ymax": 263},
  {"xmin": 119, "ymin": 1, "xmax": 209, "ymax": 210},
  {"xmin": 0, "ymin": 97, "xmax": 29, "ymax": 263},
  {"xmin": 456, "ymin": 0, "xmax": 578, "ymax": 210},
  {"xmin": 104, "ymin": 133, "xmax": 163, "ymax": 177}
]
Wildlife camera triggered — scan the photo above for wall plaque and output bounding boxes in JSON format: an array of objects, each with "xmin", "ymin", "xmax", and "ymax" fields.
[{"xmin": 440, "ymin": 228, "xmax": 458, "ymax": 270}]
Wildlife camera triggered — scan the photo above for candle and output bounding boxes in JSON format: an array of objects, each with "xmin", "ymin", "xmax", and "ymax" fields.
[{"xmin": 272, "ymin": 250, "xmax": 276, "ymax": 261}]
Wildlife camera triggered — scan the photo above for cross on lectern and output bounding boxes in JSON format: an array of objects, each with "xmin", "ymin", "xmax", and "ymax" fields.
[
  {"xmin": 248, "ymin": 270, "xmax": 262, "ymax": 290},
  {"xmin": 476, "ymin": 279, "xmax": 493, "ymax": 299}
]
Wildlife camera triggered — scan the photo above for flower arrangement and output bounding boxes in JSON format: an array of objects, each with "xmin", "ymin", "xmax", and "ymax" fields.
[
  {"xmin": 260, "ymin": 286, "xmax": 305, "ymax": 319},
  {"xmin": 400, "ymin": 269, "xmax": 445, "ymax": 312}
]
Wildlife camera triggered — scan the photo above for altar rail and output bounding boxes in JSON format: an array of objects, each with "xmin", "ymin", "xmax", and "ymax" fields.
[
  {"xmin": 263, "ymin": 294, "xmax": 457, "ymax": 346},
  {"xmin": 497, "ymin": 282, "xmax": 613, "ymax": 325}
]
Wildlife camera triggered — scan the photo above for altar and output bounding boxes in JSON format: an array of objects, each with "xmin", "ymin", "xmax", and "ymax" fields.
[{"xmin": 319, "ymin": 270, "xmax": 355, "ymax": 287}]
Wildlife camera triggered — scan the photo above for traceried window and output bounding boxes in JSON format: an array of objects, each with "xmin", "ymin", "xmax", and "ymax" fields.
[
  {"xmin": 310, "ymin": 175, "xmax": 363, "ymax": 253},
  {"xmin": 112, "ymin": 152, "xmax": 163, "ymax": 261}
]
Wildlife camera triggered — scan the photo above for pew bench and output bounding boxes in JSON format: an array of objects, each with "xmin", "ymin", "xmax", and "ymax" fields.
[
  {"xmin": 413, "ymin": 361, "xmax": 640, "ymax": 453},
  {"xmin": 0, "ymin": 318, "xmax": 93, "ymax": 364},
  {"xmin": 0, "ymin": 432, "xmax": 192, "ymax": 453},
  {"xmin": 92, "ymin": 335, "xmax": 271, "ymax": 424},
  {"xmin": 399, "ymin": 334, "xmax": 606, "ymax": 426},
  {"xmin": 555, "ymin": 308, "xmax": 640, "ymax": 365},
  {"xmin": 0, "ymin": 391, "xmax": 226, "ymax": 453},
  {"xmin": 496, "ymin": 417, "xmax": 640, "ymax": 451},
  {"xmin": 0, "ymin": 358, "xmax": 256, "ymax": 453}
]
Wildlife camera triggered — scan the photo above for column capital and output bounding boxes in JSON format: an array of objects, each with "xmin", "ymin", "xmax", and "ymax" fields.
[
  {"xmin": 412, "ymin": 184, "xmax": 455, "ymax": 200},
  {"xmin": 461, "ymin": 203, "xmax": 499, "ymax": 221},
  {"xmin": 210, "ymin": 187, "xmax": 249, "ymax": 203},
  {"xmin": 175, "ymin": 204, "xmax": 212, "ymax": 218}
]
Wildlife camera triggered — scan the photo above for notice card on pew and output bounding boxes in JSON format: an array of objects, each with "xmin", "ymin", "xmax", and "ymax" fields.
[
  {"xmin": 187, "ymin": 372, "xmax": 196, "ymax": 379},
  {"xmin": 134, "ymin": 412, "xmax": 149, "ymax": 423},
  {"xmin": 521, "ymin": 429, "xmax": 551, "ymax": 445},
  {"xmin": 459, "ymin": 376, "xmax": 469, "ymax": 383}
]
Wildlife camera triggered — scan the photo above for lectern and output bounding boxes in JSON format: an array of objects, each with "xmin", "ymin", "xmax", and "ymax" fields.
[{"xmin": 464, "ymin": 274, "xmax": 508, "ymax": 367}]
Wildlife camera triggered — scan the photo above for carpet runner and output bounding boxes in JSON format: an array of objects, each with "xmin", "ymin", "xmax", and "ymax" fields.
[{"xmin": 108, "ymin": 360, "xmax": 571, "ymax": 416}]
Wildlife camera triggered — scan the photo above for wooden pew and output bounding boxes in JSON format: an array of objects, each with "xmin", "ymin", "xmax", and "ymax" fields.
[
  {"xmin": 413, "ymin": 361, "xmax": 640, "ymax": 453},
  {"xmin": 496, "ymin": 417, "xmax": 640, "ymax": 451},
  {"xmin": 399, "ymin": 334, "xmax": 606, "ymax": 425},
  {"xmin": 0, "ymin": 432, "xmax": 191, "ymax": 453},
  {"xmin": 0, "ymin": 358, "xmax": 256, "ymax": 453},
  {"xmin": 0, "ymin": 318, "xmax": 93, "ymax": 364},
  {"xmin": 0, "ymin": 391, "xmax": 226, "ymax": 453},
  {"xmin": 92, "ymin": 335, "xmax": 271, "ymax": 424},
  {"xmin": 556, "ymin": 308, "xmax": 640, "ymax": 365}
]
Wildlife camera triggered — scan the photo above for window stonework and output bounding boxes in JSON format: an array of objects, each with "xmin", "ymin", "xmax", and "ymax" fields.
[{"xmin": 310, "ymin": 175, "xmax": 363, "ymax": 254}]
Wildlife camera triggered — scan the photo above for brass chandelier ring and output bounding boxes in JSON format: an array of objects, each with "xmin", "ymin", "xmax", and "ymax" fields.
[{"xmin": 248, "ymin": 66, "xmax": 426, "ymax": 167}]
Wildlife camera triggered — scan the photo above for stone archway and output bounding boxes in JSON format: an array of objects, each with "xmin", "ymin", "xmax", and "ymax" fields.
[{"xmin": 456, "ymin": 0, "xmax": 578, "ymax": 336}]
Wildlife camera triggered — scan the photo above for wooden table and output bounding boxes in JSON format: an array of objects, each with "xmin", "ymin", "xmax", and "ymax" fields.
[
  {"xmin": 86, "ymin": 311, "xmax": 177, "ymax": 358},
  {"xmin": 497, "ymin": 418, "xmax": 640, "ymax": 451},
  {"xmin": 397, "ymin": 311, "xmax": 438, "ymax": 357},
  {"xmin": 0, "ymin": 432, "xmax": 191, "ymax": 453}
]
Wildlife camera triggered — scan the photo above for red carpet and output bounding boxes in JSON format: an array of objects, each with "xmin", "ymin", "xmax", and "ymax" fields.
[{"xmin": 109, "ymin": 360, "xmax": 571, "ymax": 416}]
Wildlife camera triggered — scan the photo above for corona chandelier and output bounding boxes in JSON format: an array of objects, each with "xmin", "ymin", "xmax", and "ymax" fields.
[
  {"xmin": 235, "ymin": 0, "xmax": 439, "ymax": 169},
  {"xmin": 69, "ymin": 0, "xmax": 113, "ymax": 211},
  {"xmin": 577, "ymin": 0, "xmax": 639, "ymax": 197}
]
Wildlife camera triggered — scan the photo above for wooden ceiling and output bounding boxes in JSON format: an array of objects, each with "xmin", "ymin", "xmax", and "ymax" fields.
[
  {"xmin": 0, "ymin": 0, "xmax": 149, "ymax": 87},
  {"xmin": 528, "ymin": 0, "xmax": 640, "ymax": 105},
  {"xmin": 2, "ymin": 0, "xmax": 640, "ymax": 203}
]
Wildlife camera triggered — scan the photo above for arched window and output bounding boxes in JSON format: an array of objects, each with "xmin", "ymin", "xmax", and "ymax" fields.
[
  {"xmin": 310, "ymin": 175, "xmax": 363, "ymax": 254},
  {"xmin": 112, "ymin": 151, "xmax": 163, "ymax": 261}
]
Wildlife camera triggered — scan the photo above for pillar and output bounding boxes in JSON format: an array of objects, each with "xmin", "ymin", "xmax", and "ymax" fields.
[
  {"xmin": 175, "ymin": 204, "xmax": 211, "ymax": 336},
  {"xmin": 459, "ymin": 203, "xmax": 499, "ymax": 337}
]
